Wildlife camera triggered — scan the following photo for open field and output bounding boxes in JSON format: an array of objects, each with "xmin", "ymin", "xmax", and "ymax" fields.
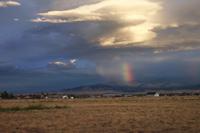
[{"xmin": 0, "ymin": 96, "xmax": 199, "ymax": 133}]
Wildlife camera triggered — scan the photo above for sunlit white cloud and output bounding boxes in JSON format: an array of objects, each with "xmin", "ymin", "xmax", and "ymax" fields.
[
  {"xmin": 0, "ymin": 1, "xmax": 20, "ymax": 7},
  {"xmin": 32, "ymin": 0, "xmax": 161, "ymax": 46},
  {"xmin": 48, "ymin": 59, "xmax": 77, "ymax": 71},
  {"xmin": 31, "ymin": 0, "xmax": 200, "ymax": 53},
  {"xmin": 70, "ymin": 59, "xmax": 77, "ymax": 64},
  {"xmin": 32, "ymin": 17, "xmax": 69, "ymax": 23}
]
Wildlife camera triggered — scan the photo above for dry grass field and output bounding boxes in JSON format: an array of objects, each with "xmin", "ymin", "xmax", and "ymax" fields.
[{"xmin": 0, "ymin": 96, "xmax": 199, "ymax": 133}]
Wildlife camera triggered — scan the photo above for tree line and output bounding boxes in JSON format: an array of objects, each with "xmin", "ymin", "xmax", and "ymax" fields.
[{"xmin": 0, "ymin": 91, "xmax": 15, "ymax": 99}]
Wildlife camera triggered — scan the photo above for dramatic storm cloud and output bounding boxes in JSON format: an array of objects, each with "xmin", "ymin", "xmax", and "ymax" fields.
[
  {"xmin": 1, "ymin": 0, "xmax": 200, "ymax": 92},
  {"xmin": 33, "ymin": 0, "xmax": 161, "ymax": 45}
]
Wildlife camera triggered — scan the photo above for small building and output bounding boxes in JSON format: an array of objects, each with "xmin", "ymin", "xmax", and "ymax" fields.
[
  {"xmin": 146, "ymin": 92, "xmax": 160, "ymax": 97},
  {"xmin": 154, "ymin": 92, "xmax": 160, "ymax": 97},
  {"xmin": 70, "ymin": 96, "xmax": 74, "ymax": 99},
  {"xmin": 62, "ymin": 95, "xmax": 69, "ymax": 99}
]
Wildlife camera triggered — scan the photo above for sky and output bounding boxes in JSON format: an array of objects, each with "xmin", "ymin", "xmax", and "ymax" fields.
[{"xmin": 1, "ymin": 0, "xmax": 200, "ymax": 92}]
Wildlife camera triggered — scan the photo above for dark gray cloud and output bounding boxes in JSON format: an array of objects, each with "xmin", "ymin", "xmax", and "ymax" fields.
[
  {"xmin": 0, "ymin": 63, "xmax": 104, "ymax": 92},
  {"xmin": 157, "ymin": 0, "xmax": 200, "ymax": 25}
]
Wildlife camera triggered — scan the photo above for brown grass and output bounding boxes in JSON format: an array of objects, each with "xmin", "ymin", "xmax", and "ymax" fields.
[{"xmin": 0, "ymin": 96, "xmax": 199, "ymax": 133}]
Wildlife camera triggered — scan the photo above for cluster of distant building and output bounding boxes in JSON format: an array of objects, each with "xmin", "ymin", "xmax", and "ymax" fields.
[
  {"xmin": 14, "ymin": 93, "xmax": 75, "ymax": 100},
  {"xmin": 0, "ymin": 91, "xmax": 200, "ymax": 100}
]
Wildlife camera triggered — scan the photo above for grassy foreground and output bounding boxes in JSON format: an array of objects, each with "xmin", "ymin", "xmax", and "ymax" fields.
[{"xmin": 0, "ymin": 96, "xmax": 199, "ymax": 133}]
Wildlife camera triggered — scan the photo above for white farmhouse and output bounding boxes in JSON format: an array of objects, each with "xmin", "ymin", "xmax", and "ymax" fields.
[
  {"xmin": 154, "ymin": 92, "xmax": 160, "ymax": 97},
  {"xmin": 62, "ymin": 95, "xmax": 69, "ymax": 99}
]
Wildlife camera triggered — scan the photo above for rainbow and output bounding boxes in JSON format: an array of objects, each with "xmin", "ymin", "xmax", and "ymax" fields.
[{"xmin": 122, "ymin": 63, "xmax": 135, "ymax": 84}]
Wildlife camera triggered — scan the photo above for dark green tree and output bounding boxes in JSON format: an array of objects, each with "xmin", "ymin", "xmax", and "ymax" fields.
[{"xmin": 0, "ymin": 91, "xmax": 15, "ymax": 99}]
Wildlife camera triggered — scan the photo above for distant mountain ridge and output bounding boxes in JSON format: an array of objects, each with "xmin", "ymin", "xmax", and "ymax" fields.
[{"xmin": 63, "ymin": 83, "xmax": 200, "ymax": 94}]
